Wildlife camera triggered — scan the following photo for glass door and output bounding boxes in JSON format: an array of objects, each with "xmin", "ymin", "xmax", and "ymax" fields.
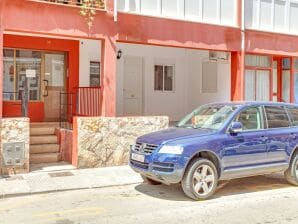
[
  {"xmin": 16, "ymin": 50, "xmax": 42, "ymax": 101},
  {"xmin": 281, "ymin": 58, "xmax": 291, "ymax": 102},
  {"xmin": 244, "ymin": 69, "xmax": 270, "ymax": 101},
  {"xmin": 43, "ymin": 53, "xmax": 66, "ymax": 121}
]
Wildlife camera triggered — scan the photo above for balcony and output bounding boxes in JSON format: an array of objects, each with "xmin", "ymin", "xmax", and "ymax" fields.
[
  {"xmin": 117, "ymin": 0, "xmax": 238, "ymax": 28},
  {"xmin": 29, "ymin": 0, "xmax": 106, "ymax": 10}
]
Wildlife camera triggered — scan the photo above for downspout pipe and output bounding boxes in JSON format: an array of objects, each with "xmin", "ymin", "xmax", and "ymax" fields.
[{"xmin": 114, "ymin": 0, "xmax": 118, "ymax": 22}]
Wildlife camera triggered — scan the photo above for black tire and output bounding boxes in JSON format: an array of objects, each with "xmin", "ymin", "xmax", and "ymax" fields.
[
  {"xmin": 141, "ymin": 174, "xmax": 162, "ymax": 185},
  {"xmin": 182, "ymin": 158, "xmax": 218, "ymax": 200},
  {"xmin": 285, "ymin": 152, "xmax": 298, "ymax": 186}
]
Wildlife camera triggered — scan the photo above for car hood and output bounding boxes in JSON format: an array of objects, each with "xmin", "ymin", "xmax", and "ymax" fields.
[{"xmin": 137, "ymin": 127, "xmax": 214, "ymax": 145}]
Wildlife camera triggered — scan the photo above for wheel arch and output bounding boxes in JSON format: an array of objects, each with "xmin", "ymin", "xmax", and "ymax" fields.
[
  {"xmin": 183, "ymin": 150, "xmax": 222, "ymax": 179},
  {"xmin": 290, "ymin": 145, "xmax": 298, "ymax": 161}
]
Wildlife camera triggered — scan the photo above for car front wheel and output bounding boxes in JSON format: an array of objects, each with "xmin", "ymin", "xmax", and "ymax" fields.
[
  {"xmin": 182, "ymin": 158, "xmax": 218, "ymax": 200},
  {"xmin": 285, "ymin": 152, "xmax": 298, "ymax": 186}
]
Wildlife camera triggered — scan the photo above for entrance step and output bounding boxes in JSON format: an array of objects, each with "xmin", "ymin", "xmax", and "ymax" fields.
[
  {"xmin": 30, "ymin": 122, "xmax": 60, "ymax": 128},
  {"xmin": 30, "ymin": 162, "xmax": 76, "ymax": 173},
  {"xmin": 30, "ymin": 153, "xmax": 61, "ymax": 164},
  {"xmin": 30, "ymin": 135, "xmax": 58, "ymax": 145},
  {"xmin": 30, "ymin": 144, "xmax": 60, "ymax": 154},
  {"xmin": 30, "ymin": 127, "xmax": 56, "ymax": 136},
  {"xmin": 30, "ymin": 122, "xmax": 62, "ymax": 165}
]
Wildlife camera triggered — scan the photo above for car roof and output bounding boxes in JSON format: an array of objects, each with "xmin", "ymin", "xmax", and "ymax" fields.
[{"xmin": 207, "ymin": 101, "xmax": 298, "ymax": 108}]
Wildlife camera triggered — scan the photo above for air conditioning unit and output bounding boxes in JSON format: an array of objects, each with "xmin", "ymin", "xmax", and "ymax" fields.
[{"xmin": 209, "ymin": 51, "xmax": 229, "ymax": 61}]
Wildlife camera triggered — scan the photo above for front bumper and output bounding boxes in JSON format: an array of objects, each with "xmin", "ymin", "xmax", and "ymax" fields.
[{"xmin": 129, "ymin": 150, "xmax": 189, "ymax": 185}]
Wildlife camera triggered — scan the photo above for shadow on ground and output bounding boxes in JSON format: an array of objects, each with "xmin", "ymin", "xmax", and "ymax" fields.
[{"xmin": 135, "ymin": 173, "xmax": 293, "ymax": 201}]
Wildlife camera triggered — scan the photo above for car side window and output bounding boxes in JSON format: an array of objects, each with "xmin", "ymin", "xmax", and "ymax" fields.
[
  {"xmin": 235, "ymin": 107, "xmax": 263, "ymax": 131},
  {"xmin": 287, "ymin": 107, "xmax": 298, "ymax": 126},
  {"xmin": 265, "ymin": 106, "xmax": 290, "ymax": 128}
]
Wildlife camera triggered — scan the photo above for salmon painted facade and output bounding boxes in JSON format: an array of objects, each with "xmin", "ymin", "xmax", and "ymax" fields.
[{"xmin": 1, "ymin": 0, "xmax": 298, "ymax": 171}]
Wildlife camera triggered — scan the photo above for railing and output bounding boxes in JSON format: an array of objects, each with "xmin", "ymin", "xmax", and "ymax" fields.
[
  {"xmin": 31, "ymin": 0, "xmax": 106, "ymax": 10},
  {"xmin": 59, "ymin": 87, "xmax": 101, "ymax": 129},
  {"xmin": 60, "ymin": 92, "xmax": 75, "ymax": 130},
  {"xmin": 76, "ymin": 87, "xmax": 101, "ymax": 117}
]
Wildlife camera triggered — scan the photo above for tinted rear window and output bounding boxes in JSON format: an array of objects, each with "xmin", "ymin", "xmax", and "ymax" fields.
[
  {"xmin": 265, "ymin": 106, "xmax": 290, "ymax": 128},
  {"xmin": 287, "ymin": 107, "xmax": 298, "ymax": 126}
]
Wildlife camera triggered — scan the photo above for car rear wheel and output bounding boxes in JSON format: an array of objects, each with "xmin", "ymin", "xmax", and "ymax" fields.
[
  {"xmin": 285, "ymin": 153, "xmax": 298, "ymax": 186},
  {"xmin": 182, "ymin": 158, "xmax": 218, "ymax": 200},
  {"xmin": 141, "ymin": 174, "xmax": 162, "ymax": 185}
]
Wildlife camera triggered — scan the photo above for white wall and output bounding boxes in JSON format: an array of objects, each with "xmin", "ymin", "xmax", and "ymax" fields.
[
  {"xmin": 116, "ymin": 43, "xmax": 231, "ymax": 121},
  {"xmin": 79, "ymin": 39, "xmax": 101, "ymax": 87},
  {"xmin": 186, "ymin": 49, "xmax": 231, "ymax": 112}
]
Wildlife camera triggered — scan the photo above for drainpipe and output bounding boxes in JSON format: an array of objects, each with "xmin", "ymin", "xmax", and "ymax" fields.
[
  {"xmin": 114, "ymin": 0, "xmax": 118, "ymax": 22},
  {"xmin": 240, "ymin": 0, "xmax": 245, "ymax": 100}
]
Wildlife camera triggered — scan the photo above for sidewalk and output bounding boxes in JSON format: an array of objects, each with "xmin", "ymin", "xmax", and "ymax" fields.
[{"xmin": 0, "ymin": 164, "xmax": 143, "ymax": 198}]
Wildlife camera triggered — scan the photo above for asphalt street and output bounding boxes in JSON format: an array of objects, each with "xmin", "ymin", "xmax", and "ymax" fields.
[{"xmin": 0, "ymin": 173, "xmax": 297, "ymax": 224}]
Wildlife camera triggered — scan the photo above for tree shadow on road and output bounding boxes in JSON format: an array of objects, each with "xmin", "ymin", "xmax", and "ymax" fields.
[{"xmin": 135, "ymin": 173, "xmax": 294, "ymax": 201}]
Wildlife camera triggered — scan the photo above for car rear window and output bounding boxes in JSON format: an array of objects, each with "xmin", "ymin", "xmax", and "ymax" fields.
[
  {"xmin": 265, "ymin": 106, "xmax": 291, "ymax": 128},
  {"xmin": 287, "ymin": 107, "xmax": 298, "ymax": 126}
]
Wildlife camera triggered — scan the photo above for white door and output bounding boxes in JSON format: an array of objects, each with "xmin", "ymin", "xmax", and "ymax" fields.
[{"xmin": 123, "ymin": 56, "xmax": 143, "ymax": 116}]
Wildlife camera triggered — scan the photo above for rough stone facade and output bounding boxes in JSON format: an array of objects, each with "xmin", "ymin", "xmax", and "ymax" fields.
[
  {"xmin": 0, "ymin": 118, "xmax": 30, "ymax": 175},
  {"xmin": 76, "ymin": 116, "xmax": 169, "ymax": 168}
]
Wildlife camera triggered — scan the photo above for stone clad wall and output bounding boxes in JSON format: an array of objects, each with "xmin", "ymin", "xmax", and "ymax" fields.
[
  {"xmin": 75, "ymin": 116, "xmax": 169, "ymax": 168},
  {"xmin": 0, "ymin": 118, "xmax": 30, "ymax": 175}
]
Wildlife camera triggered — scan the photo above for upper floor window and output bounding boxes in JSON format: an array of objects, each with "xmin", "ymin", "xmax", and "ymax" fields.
[
  {"xmin": 118, "ymin": 0, "xmax": 237, "ymax": 27},
  {"xmin": 245, "ymin": 0, "xmax": 298, "ymax": 35}
]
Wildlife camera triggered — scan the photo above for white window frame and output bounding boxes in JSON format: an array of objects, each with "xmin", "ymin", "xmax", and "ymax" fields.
[
  {"xmin": 154, "ymin": 64, "xmax": 175, "ymax": 92},
  {"xmin": 245, "ymin": 0, "xmax": 298, "ymax": 35},
  {"xmin": 118, "ymin": 0, "xmax": 237, "ymax": 27}
]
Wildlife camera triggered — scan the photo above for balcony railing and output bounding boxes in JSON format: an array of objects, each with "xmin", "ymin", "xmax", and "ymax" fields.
[
  {"xmin": 30, "ymin": 0, "xmax": 105, "ymax": 10},
  {"xmin": 76, "ymin": 87, "xmax": 101, "ymax": 117}
]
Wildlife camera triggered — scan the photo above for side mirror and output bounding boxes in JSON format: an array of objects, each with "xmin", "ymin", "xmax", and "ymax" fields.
[{"xmin": 229, "ymin": 121, "xmax": 243, "ymax": 134}]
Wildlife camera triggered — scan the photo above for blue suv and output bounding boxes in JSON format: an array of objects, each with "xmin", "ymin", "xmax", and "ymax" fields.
[{"xmin": 129, "ymin": 102, "xmax": 298, "ymax": 200}]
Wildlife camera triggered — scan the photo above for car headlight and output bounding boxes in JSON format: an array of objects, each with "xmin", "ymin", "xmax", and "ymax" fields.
[{"xmin": 158, "ymin": 145, "xmax": 183, "ymax": 154}]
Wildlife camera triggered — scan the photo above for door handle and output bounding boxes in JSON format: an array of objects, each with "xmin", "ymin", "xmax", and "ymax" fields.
[
  {"xmin": 43, "ymin": 79, "xmax": 49, "ymax": 97},
  {"xmin": 290, "ymin": 133, "xmax": 297, "ymax": 139},
  {"xmin": 261, "ymin": 136, "xmax": 268, "ymax": 142}
]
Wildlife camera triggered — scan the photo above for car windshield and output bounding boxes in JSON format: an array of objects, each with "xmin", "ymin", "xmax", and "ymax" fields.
[{"xmin": 177, "ymin": 104, "xmax": 238, "ymax": 130}]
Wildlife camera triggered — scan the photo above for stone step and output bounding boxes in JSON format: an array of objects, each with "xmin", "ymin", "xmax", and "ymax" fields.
[
  {"xmin": 30, "ymin": 144, "xmax": 60, "ymax": 154},
  {"xmin": 30, "ymin": 153, "xmax": 61, "ymax": 164},
  {"xmin": 30, "ymin": 122, "xmax": 59, "ymax": 128},
  {"xmin": 30, "ymin": 135, "xmax": 58, "ymax": 145},
  {"xmin": 30, "ymin": 127, "xmax": 56, "ymax": 136}
]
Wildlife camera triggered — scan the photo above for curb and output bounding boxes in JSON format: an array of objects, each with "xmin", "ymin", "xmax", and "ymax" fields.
[{"xmin": 0, "ymin": 181, "xmax": 143, "ymax": 199}]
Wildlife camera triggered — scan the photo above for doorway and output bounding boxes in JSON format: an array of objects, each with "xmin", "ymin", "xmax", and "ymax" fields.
[
  {"xmin": 2, "ymin": 48, "xmax": 66, "ymax": 121},
  {"xmin": 123, "ymin": 56, "xmax": 143, "ymax": 116},
  {"xmin": 44, "ymin": 53, "xmax": 66, "ymax": 121}
]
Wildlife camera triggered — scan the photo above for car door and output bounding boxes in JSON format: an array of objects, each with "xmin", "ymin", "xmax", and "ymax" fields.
[
  {"xmin": 286, "ymin": 106, "xmax": 298, "ymax": 161},
  {"xmin": 265, "ymin": 106, "xmax": 292, "ymax": 164},
  {"xmin": 221, "ymin": 106, "xmax": 268, "ymax": 172}
]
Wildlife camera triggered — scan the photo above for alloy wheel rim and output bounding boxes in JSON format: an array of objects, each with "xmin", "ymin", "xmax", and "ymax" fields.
[{"xmin": 192, "ymin": 164, "xmax": 215, "ymax": 196}]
